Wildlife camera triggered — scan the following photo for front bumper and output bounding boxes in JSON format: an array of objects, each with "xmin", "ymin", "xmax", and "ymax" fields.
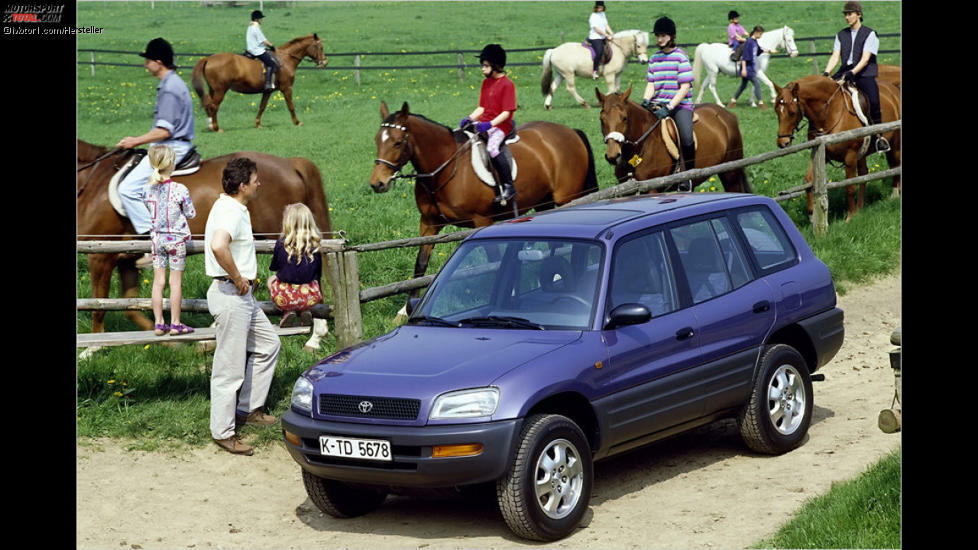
[{"xmin": 281, "ymin": 409, "xmax": 522, "ymax": 488}]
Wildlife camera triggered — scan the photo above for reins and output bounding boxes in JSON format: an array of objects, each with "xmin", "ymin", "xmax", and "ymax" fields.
[
  {"xmin": 76, "ymin": 146, "xmax": 125, "ymax": 198},
  {"xmin": 373, "ymin": 122, "xmax": 472, "ymax": 192}
]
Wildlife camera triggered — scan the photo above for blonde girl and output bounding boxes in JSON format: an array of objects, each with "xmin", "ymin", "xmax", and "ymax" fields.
[
  {"xmin": 267, "ymin": 203, "xmax": 323, "ymax": 327},
  {"xmin": 144, "ymin": 144, "xmax": 197, "ymax": 335}
]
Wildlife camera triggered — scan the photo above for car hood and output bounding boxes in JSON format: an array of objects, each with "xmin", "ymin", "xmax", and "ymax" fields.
[{"xmin": 306, "ymin": 326, "xmax": 582, "ymax": 399}]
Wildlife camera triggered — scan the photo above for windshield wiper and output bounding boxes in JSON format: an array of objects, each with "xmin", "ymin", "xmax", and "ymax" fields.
[
  {"xmin": 407, "ymin": 315, "xmax": 461, "ymax": 328},
  {"xmin": 457, "ymin": 316, "xmax": 545, "ymax": 330}
]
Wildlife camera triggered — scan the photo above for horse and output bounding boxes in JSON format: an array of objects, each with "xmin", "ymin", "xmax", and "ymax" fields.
[
  {"xmin": 772, "ymin": 74, "xmax": 901, "ymax": 221},
  {"xmin": 597, "ymin": 86, "xmax": 751, "ymax": 193},
  {"xmin": 369, "ymin": 101, "xmax": 599, "ymax": 320},
  {"xmin": 76, "ymin": 139, "xmax": 332, "ymax": 342},
  {"xmin": 191, "ymin": 34, "xmax": 328, "ymax": 132},
  {"xmin": 541, "ymin": 29, "xmax": 649, "ymax": 109},
  {"xmin": 693, "ymin": 26, "xmax": 799, "ymax": 106}
]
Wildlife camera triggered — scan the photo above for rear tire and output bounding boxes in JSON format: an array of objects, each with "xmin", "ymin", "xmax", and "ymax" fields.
[
  {"xmin": 302, "ymin": 470, "xmax": 388, "ymax": 518},
  {"xmin": 738, "ymin": 344, "xmax": 814, "ymax": 454},
  {"xmin": 496, "ymin": 414, "xmax": 592, "ymax": 541}
]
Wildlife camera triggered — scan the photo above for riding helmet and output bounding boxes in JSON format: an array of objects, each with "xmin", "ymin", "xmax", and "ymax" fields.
[
  {"xmin": 594, "ymin": 1, "xmax": 605, "ymax": 10},
  {"xmin": 251, "ymin": 9, "xmax": 265, "ymax": 21},
  {"xmin": 653, "ymin": 17, "xmax": 676, "ymax": 36},
  {"xmin": 478, "ymin": 44, "xmax": 507, "ymax": 71},
  {"xmin": 139, "ymin": 37, "xmax": 176, "ymax": 69},
  {"xmin": 728, "ymin": 10, "xmax": 740, "ymax": 19}
]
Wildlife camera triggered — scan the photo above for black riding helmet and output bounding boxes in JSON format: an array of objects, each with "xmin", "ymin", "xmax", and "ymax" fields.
[
  {"xmin": 653, "ymin": 17, "xmax": 677, "ymax": 37},
  {"xmin": 728, "ymin": 10, "xmax": 740, "ymax": 20},
  {"xmin": 251, "ymin": 10, "xmax": 265, "ymax": 21},
  {"xmin": 139, "ymin": 37, "xmax": 176, "ymax": 69},
  {"xmin": 477, "ymin": 44, "xmax": 506, "ymax": 73}
]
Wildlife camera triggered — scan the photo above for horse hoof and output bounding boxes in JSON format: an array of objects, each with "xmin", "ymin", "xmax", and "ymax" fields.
[{"xmin": 296, "ymin": 121, "xmax": 303, "ymax": 127}]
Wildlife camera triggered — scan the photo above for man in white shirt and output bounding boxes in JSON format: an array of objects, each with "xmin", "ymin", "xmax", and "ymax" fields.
[
  {"xmin": 205, "ymin": 157, "xmax": 281, "ymax": 455},
  {"xmin": 247, "ymin": 10, "xmax": 279, "ymax": 91}
]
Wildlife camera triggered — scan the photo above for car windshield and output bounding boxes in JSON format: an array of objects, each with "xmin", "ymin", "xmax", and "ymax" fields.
[{"xmin": 411, "ymin": 239, "xmax": 604, "ymax": 330}]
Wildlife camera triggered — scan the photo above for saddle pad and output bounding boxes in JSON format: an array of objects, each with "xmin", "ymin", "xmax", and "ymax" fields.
[
  {"xmin": 844, "ymin": 85, "xmax": 872, "ymax": 157},
  {"xmin": 468, "ymin": 132, "xmax": 518, "ymax": 187},
  {"xmin": 660, "ymin": 116, "xmax": 699, "ymax": 161},
  {"xmin": 580, "ymin": 42, "xmax": 613, "ymax": 64},
  {"xmin": 108, "ymin": 154, "xmax": 201, "ymax": 219}
]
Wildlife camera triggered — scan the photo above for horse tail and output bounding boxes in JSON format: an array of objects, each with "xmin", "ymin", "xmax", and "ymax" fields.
[
  {"xmin": 573, "ymin": 128, "xmax": 599, "ymax": 197},
  {"xmin": 541, "ymin": 48, "xmax": 554, "ymax": 97},
  {"xmin": 291, "ymin": 157, "xmax": 333, "ymax": 235},
  {"xmin": 191, "ymin": 57, "xmax": 209, "ymax": 107}
]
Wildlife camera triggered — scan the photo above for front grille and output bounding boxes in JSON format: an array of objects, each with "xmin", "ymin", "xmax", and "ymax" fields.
[{"xmin": 318, "ymin": 393, "xmax": 421, "ymax": 420}]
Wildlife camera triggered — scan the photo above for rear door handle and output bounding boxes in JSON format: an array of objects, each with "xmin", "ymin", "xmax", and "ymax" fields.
[
  {"xmin": 753, "ymin": 300, "xmax": 771, "ymax": 313},
  {"xmin": 675, "ymin": 327, "xmax": 695, "ymax": 341}
]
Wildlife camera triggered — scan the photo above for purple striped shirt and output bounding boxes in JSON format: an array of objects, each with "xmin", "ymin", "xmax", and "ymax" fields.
[{"xmin": 646, "ymin": 48, "xmax": 694, "ymax": 111}]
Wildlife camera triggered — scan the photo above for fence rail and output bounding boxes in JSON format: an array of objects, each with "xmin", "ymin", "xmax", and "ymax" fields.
[
  {"xmin": 77, "ymin": 33, "xmax": 899, "ymax": 79},
  {"xmin": 78, "ymin": 120, "xmax": 899, "ymax": 350}
]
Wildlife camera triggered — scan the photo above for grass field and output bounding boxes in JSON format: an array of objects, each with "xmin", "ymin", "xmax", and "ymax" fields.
[{"xmin": 76, "ymin": 1, "xmax": 902, "ymax": 443}]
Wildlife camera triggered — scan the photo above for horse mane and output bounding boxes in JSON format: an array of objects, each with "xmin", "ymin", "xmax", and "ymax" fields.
[
  {"xmin": 281, "ymin": 34, "xmax": 317, "ymax": 49},
  {"xmin": 385, "ymin": 112, "xmax": 454, "ymax": 137},
  {"xmin": 77, "ymin": 139, "xmax": 109, "ymax": 163}
]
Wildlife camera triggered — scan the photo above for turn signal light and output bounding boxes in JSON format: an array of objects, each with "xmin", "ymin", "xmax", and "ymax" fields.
[
  {"xmin": 432, "ymin": 443, "xmax": 483, "ymax": 458},
  {"xmin": 283, "ymin": 430, "xmax": 301, "ymax": 446}
]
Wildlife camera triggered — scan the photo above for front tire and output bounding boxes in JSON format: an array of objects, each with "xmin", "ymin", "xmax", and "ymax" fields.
[
  {"xmin": 302, "ymin": 470, "xmax": 388, "ymax": 518},
  {"xmin": 738, "ymin": 344, "xmax": 814, "ymax": 454},
  {"xmin": 496, "ymin": 414, "xmax": 593, "ymax": 541}
]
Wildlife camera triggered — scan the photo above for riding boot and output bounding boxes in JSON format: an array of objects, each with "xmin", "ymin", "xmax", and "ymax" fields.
[
  {"xmin": 490, "ymin": 154, "xmax": 517, "ymax": 205},
  {"xmin": 264, "ymin": 66, "xmax": 276, "ymax": 91},
  {"xmin": 680, "ymin": 144, "xmax": 696, "ymax": 192}
]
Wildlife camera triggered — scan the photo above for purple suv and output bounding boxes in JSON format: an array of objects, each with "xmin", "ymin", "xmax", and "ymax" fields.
[{"xmin": 281, "ymin": 193, "xmax": 844, "ymax": 541}]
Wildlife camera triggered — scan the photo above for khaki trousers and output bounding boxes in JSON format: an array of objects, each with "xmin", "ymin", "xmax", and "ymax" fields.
[{"xmin": 207, "ymin": 280, "xmax": 281, "ymax": 440}]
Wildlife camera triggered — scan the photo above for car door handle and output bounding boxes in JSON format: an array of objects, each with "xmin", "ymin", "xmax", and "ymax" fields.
[
  {"xmin": 753, "ymin": 300, "xmax": 771, "ymax": 313},
  {"xmin": 675, "ymin": 327, "xmax": 695, "ymax": 341}
]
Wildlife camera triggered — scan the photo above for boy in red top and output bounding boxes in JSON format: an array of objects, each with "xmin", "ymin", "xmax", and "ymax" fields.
[{"xmin": 460, "ymin": 44, "xmax": 518, "ymax": 205}]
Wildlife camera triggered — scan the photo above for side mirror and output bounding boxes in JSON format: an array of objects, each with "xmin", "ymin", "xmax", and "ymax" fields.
[
  {"xmin": 406, "ymin": 297, "xmax": 420, "ymax": 316},
  {"xmin": 603, "ymin": 303, "xmax": 652, "ymax": 330}
]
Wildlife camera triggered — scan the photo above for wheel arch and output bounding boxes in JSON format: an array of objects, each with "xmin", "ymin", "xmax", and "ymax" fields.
[
  {"xmin": 524, "ymin": 391, "xmax": 600, "ymax": 454},
  {"xmin": 765, "ymin": 324, "xmax": 818, "ymax": 373}
]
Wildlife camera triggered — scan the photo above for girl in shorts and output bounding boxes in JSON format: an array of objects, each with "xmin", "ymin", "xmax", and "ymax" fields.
[
  {"xmin": 267, "ymin": 203, "xmax": 323, "ymax": 327},
  {"xmin": 144, "ymin": 144, "xmax": 197, "ymax": 335}
]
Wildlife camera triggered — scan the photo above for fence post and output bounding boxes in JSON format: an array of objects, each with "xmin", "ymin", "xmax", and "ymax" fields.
[
  {"xmin": 354, "ymin": 54, "xmax": 361, "ymax": 86},
  {"xmin": 809, "ymin": 40, "xmax": 819, "ymax": 74},
  {"xmin": 325, "ymin": 250, "xmax": 363, "ymax": 349},
  {"xmin": 811, "ymin": 141, "xmax": 829, "ymax": 236},
  {"xmin": 457, "ymin": 52, "xmax": 465, "ymax": 82},
  {"xmin": 90, "ymin": 51, "xmax": 96, "ymax": 76}
]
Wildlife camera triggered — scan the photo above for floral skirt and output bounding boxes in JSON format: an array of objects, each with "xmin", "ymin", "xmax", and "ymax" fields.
[{"xmin": 269, "ymin": 279, "xmax": 322, "ymax": 312}]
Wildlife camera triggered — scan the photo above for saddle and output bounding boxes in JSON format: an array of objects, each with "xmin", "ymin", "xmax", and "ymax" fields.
[
  {"xmin": 660, "ymin": 113, "xmax": 701, "ymax": 162},
  {"xmin": 107, "ymin": 147, "xmax": 202, "ymax": 217},
  {"xmin": 581, "ymin": 41, "xmax": 613, "ymax": 65},
  {"xmin": 466, "ymin": 129, "xmax": 520, "ymax": 188}
]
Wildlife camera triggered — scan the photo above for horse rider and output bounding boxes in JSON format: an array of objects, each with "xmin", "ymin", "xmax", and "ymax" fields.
[
  {"xmin": 641, "ymin": 16, "xmax": 696, "ymax": 190},
  {"xmin": 247, "ymin": 9, "xmax": 280, "ymax": 91},
  {"xmin": 823, "ymin": 1, "xmax": 890, "ymax": 153},
  {"xmin": 460, "ymin": 44, "xmax": 518, "ymax": 205},
  {"xmin": 588, "ymin": 1, "xmax": 614, "ymax": 79},
  {"xmin": 116, "ymin": 37, "xmax": 196, "ymax": 265}
]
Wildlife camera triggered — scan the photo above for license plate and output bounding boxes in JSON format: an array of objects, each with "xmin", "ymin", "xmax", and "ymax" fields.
[{"xmin": 319, "ymin": 435, "xmax": 392, "ymax": 461}]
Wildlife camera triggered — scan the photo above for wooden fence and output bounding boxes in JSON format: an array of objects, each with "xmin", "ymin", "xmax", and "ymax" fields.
[{"xmin": 77, "ymin": 120, "xmax": 900, "ymax": 351}]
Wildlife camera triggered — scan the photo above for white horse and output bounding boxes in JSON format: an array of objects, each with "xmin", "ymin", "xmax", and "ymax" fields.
[
  {"xmin": 541, "ymin": 29, "xmax": 650, "ymax": 109},
  {"xmin": 693, "ymin": 25, "xmax": 799, "ymax": 106}
]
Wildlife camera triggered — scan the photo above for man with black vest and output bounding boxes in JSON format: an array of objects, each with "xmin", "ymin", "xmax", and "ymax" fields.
[{"xmin": 822, "ymin": 1, "xmax": 889, "ymax": 153}]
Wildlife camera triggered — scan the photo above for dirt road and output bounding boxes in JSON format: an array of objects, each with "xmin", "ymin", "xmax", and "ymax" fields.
[{"xmin": 77, "ymin": 273, "xmax": 901, "ymax": 549}]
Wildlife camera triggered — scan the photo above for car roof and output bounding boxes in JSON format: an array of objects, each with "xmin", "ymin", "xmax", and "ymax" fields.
[{"xmin": 471, "ymin": 193, "xmax": 765, "ymax": 240}]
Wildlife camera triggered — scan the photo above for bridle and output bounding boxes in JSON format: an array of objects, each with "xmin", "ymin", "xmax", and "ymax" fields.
[
  {"xmin": 603, "ymin": 104, "xmax": 663, "ymax": 155},
  {"xmin": 373, "ymin": 121, "xmax": 472, "ymax": 191},
  {"xmin": 776, "ymin": 82, "xmax": 850, "ymax": 144}
]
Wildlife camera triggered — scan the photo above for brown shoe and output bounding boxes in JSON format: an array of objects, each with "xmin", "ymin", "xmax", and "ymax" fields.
[
  {"xmin": 236, "ymin": 409, "xmax": 278, "ymax": 427},
  {"xmin": 214, "ymin": 435, "xmax": 253, "ymax": 456}
]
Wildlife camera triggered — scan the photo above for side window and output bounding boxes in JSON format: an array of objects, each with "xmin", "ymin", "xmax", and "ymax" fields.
[
  {"xmin": 670, "ymin": 220, "xmax": 733, "ymax": 304},
  {"xmin": 609, "ymin": 232, "xmax": 678, "ymax": 317},
  {"xmin": 710, "ymin": 217, "xmax": 752, "ymax": 289},
  {"xmin": 735, "ymin": 208, "xmax": 797, "ymax": 271}
]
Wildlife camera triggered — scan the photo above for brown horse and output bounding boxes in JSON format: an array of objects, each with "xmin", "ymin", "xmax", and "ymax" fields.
[
  {"xmin": 369, "ymin": 101, "xmax": 599, "ymax": 316},
  {"xmin": 191, "ymin": 34, "xmax": 328, "ymax": 132},
  {"xmin": 773, "ymin": 74, "xmax": 901, "ymax": 221},
  {"xmin": 597, "ymin": 86, "xmax": 751, "ymax": 193},
  {"xmin": 77, "ymin": 139, "xmax": 332, "ymax": 333}
]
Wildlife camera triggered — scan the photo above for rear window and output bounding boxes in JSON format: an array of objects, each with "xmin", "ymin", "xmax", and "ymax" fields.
[{"xmin": 735, "ymin": 208, "xmax": 797, "ymax": 271}]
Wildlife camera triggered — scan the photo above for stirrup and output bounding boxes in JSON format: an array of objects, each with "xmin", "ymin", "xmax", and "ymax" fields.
[{"xmin": 874, "ymin": 136, "xmax": 890, "ymax": 154}]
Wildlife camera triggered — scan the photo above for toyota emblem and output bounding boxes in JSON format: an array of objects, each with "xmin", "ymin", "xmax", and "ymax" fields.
[{"xmin": 358, "ymin": 400, "xmax": 374, "ymax": 413}]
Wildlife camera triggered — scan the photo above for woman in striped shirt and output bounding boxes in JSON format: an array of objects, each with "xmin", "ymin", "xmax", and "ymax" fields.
[{"xmin": 640, "ymin": 17, "xmax": 696, "ymax": 188}]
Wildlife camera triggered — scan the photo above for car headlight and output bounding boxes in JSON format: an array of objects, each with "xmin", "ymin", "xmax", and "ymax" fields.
[
  {"xmin": 291, "ymin": 377, "xmax": 314, "ymax": 413},
  {"xmin": 429, "ymin": 387, "xmax": 499, "ymax": 420}
]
